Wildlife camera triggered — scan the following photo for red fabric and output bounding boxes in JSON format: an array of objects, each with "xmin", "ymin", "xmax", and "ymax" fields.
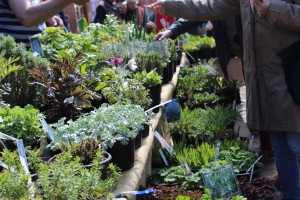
[
  {"xmin": 259, "ymin": 131, "xmax": 273, "ymax": 156},
  {"xmin": 137, "ymin": 6, "xmax": 143, "ymax": 25},
  {"xmin": 155, "ymin": 13, "xmax": 175, "ymax": 32}
]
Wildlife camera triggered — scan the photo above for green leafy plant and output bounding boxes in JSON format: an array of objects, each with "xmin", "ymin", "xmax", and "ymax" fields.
[
  {"xmin": 133, "ymin": 70, "xmax": 162, "ymax": 87},
  {"xmin": 175, "ymin": 142, "xmax": 216, "ymax": 169},
  {"xmin": 194, "ymin": 105, "xmax": 239, "ymax": 142},
  {"xmin": 135, "ymin": 52, "xmax": 167, "ymax": 75},
  {"xmin": 0, "ymin": 150, "xmax": 34, "ymax": 200},
  {"xmin": 101, "ymin": 78, "xmax": 152, "ymax": 109},
  {"xmin": 218, "ymin": 146, "xmax": 262, "ymax": 173},
  {"xmin": 182, "ymin": 35, "xmax": 215, "ymax": 52},
  {"xmin": 0, "ymin": 104, "xmax": 45, "ymax": 147},
  {"xmin": 168, "ymin": 107, "xmax": 203, "ymax": 145},
  {"xmin": 36, "ymin": 151, "xmax": 121, "ymax": 199}
]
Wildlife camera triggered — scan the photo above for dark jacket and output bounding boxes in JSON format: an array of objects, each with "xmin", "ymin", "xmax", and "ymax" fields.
[{"xmin": 94, "ymin": 0, "xmax": 122, "ymax": 24}]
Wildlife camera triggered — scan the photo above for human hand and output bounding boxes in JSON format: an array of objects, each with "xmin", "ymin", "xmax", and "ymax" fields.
[
  {"xmin": 153, "ymin": 30, "xmax": 173, "ymax": 41},
  {"xmin": 254, "ymin": 0, "xmax": 270, "ymax": 18},
  {"xmin": 147, "ymin": 0, "xmax": 165, "ymax": 14},
  {"xmin": 47, "ymin": 15, "xmax": 64, "ymax": 27}
]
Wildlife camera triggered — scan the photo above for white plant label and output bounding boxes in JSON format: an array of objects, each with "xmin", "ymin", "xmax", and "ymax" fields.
[
  {"xmin": 39, "ymin": 118, "xmax": 55, "ymax": 141},
  {"xmin": 0, "ymin": 132, "xmax": 18, "ymax": 141},
  {"xmin": 154, "ymin": 131, "xmax": 175, "ymax": 156},
  {"xmin": 158, "ymin": 148, "xmax": 169, "ymax": 166},
  {"xmin": 16, "ymin": 139, "xmax": 30, "ymax": 174},
  {"xmin": 0, "ymin": 160, "xmax": 8, "ymax": 169}
]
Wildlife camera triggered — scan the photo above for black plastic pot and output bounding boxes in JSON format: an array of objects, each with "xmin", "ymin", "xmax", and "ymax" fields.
[
  {"xmin": 107, "ymin": 138, "xmax": 135, "ymax": 172},
  {"xmin": 135, "ymin": 132, "xmax": 142, "ymax": 149},
  {"xmin": 141, "ymin": 123, "xmax": 150, "ymax": 138},
  {"xmin": 148, "ymin": 84, "xmax": 162, "ymax": 113}
]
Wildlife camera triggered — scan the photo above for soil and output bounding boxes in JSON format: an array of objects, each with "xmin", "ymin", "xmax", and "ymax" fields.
[
  {"xmin": 138, "ymin": 185, "xmax": 203, "ymax": 200},
  {"xmin": 238, "ymin": 176, "xmax": 277, "ymax": 200}
]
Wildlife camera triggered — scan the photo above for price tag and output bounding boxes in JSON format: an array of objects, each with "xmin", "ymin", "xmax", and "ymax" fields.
[
  {"xmin": 154, "ymin": 131, "xmax": 175, "ymax": 156},
  {"xmin": 215, "ymin": 141, "xmax": 221, "ymax": 161},
  {"xmin": 16, "ymin": 139, "xmax": 30, "ymax": 174},
  {"xmin": 39, "ymin": 118, "xmax": 55, "ymax": 141},
  {"xmin": 158, "ymin": 148, "xmax": 169, "ymax": 166}
]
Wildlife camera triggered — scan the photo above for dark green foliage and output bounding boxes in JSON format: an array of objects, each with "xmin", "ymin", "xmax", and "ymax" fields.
[{"xmin": 0, "ymin": 34, "xmax": 49, "ymax": 106}]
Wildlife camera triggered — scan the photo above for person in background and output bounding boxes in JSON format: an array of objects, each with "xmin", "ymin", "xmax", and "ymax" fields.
[
  {"xmin": 148, "ymin": 0, "xmax": 300, "ymax": 199},
  {"xmin": 93, "ymin": 0, "xmax": 122, "ymax": 24},
  {"xmin": 121, "ymin": 0, "xmax": 142, "ymax": 23},
  {"xmin": 154, "ymin": 16, "xmax": 274, "ymax": 161},
  {"xmin": 138, "ymin": 0, "xmax": 155, "ymax": 32},
  {"xmin": 0, "ymin": 0, "xmax": 88, "ymax": 49},
  {"xmin": 155, "ymin": 12, "xmax": 174, "ymax": 33}
]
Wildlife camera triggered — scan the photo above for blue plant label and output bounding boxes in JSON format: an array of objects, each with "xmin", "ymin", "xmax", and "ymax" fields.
[
  {"xmin": 16, "ymin": 139, "xmax": 30, "ymax": 174},
  {"xmin": 115, "ymin": 188, "xmax": 155, "ymax": 198},
  {"xmin": 29, "ymin": 35, "xmax": 44, "ymax": 57},
  {"xmin": 39, "ymin": 118, "xmax": 55, "ymax": 141},
  {"xmin": 215, "ymin": 141, "xmax": 221, "ymax": 161},
  {"xmin": 158, "ymin": 148, "xmax": 169, "ymax": 166},
  {"xmin": 154, "ymin": 131, "xmax": 175, "ymax": 156}
]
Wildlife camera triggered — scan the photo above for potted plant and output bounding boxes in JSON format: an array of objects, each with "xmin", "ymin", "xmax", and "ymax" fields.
[
  {"xmin": 0, "ymin": 149, "xmax": 34, "ymax": 200},
  {"xmin": 218, "ymin": 146, "xmax": 263, "ymax": 176},
  {"xmin": 182, "ymin": 35, "xmax": 215, "ymax": 65},
  {"xmin": 0, "ymin": 104, "xmax": 46, "ymax": 149},
  {"xmin": 0, "ymin": 34, "xmax": 49, "ymax": 107},
  {"xmin": 27, "ymin": 51, "xmax": 101, "ymax": 123},
  {"xmin": 134, "ymin": 70, "xmax": 162, "ymax": 113},
  {"xmin": 35, "ymin": 151, "xmax": 121, "ymax": 199}
]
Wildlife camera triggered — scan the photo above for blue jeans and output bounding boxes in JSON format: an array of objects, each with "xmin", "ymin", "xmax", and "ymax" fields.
[{"xmin": 270, "ymin": 131, "xmax": 300, "ymax": 200}]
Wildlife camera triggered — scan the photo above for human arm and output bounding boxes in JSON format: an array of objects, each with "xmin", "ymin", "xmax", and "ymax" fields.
[
  {"xmin": 168, "ymin": 18, "xmax": 203, "ymax": 38},
  {"xmin": 148, "ymin": 0, "xmax": 240, "ymax": 22},
  {"xmin": 7, "ymin": 0, "xmax": 88, "ymax": 27},
  {"xmin": 254, "ymin": 0, "xmax": 300, "ymax": 32}
]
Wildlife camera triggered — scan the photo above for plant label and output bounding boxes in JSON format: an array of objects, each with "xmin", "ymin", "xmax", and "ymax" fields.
[
  {"xmin": 154, "ymin": 131, "xmax": 175, "ymax": 156},
  {"xmin": 0, "ymin": 160, "xmax": 8, "ymax": 169},
  {"xmin": 182, "ymin": 159, "xmax": 193, "ymax": 175},
  {"xmin": 215, "ymin": 141, "xmax": 221, "ymax": 161},
  {"xmin": 201, "ymin": 164, "xmax": 240, "ymax": 199},
  {"xmin": 39, "ymin": 118, "xmax": 55, "ymax": 141},
  {"xmin": 0, "ymin": 132, "xmax": 18, "ymax": 141},
  {"xmin": 16, "ymin": 139, "xmax": 30, "ymax": 174},
  {"xmin": 159, "ymin": 148, "xmax": 169, "ymax": 166},
  {"xmin": 29, "ymin": 35, "xmax": 44, "ymax": 57}
]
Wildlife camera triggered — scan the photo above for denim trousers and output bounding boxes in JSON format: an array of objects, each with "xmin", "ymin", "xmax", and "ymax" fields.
[{"xmin": 270, "ymin": 131, "xmax": 300, "ymax": 200}]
